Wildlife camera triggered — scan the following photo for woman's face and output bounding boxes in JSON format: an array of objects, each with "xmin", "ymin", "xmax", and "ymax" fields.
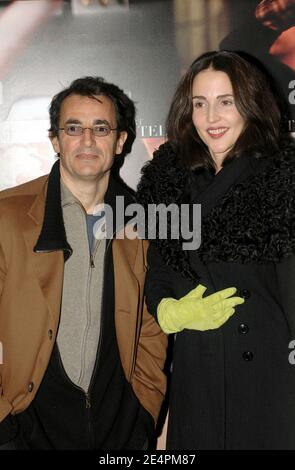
[{"xmin": 192, "ymin": 68, "xmax": 245, "ymax": 168}]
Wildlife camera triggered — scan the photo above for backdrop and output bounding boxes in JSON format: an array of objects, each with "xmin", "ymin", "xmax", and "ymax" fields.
[{"xmin": 0, "ymin": 0, "xmax": 293, "ymax": 192}]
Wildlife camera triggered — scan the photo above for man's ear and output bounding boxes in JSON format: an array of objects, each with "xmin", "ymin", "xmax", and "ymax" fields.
[
  {"xmin": 115, "ymin": 131, "xmax": 128, "ymax": 155},
  {"xmin": 49, "ymin": 132, "xmax": 60, "ymax": 155}
]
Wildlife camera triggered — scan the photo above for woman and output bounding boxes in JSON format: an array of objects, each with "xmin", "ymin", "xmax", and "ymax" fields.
[{"xmin": 137, "ymin": 51, "xmax": 295, "ymax": 449}]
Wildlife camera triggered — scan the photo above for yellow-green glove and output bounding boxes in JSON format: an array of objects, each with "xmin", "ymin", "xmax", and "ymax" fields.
[{"xmin": 157, "ymin": 284, "xmax": 244, "ymax": 334}]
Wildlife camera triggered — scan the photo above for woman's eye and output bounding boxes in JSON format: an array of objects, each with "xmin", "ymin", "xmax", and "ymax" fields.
[
  {"xmin": 221, "ymin": 100, "xmax": 233, "ymax": 106},
  {"xmin": 194, "ymin": 101, "xmax": 204, "ymax": 108}
]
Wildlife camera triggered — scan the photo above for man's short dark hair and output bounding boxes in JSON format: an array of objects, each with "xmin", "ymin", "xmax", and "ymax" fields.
[{"xmin": 49, "ymin": 76, "xmax": 136, "ymax": 157}]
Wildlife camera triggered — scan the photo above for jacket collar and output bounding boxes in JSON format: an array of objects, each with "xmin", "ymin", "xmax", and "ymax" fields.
[
  {"xmin": 33, "ymin": 160, "xmax": 72, "ymax": 260},
  {"xmin": 33, "ymin": 160, "xmax": 135, "ymax": 260},
  {"xmin": 189, "ymin": 152, "xmax": 264, "ymax": 217}
]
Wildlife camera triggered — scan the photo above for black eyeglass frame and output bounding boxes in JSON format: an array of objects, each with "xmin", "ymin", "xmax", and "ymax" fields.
[{"xmin": 58, "ymin": 124, "xmax": 118, "ymax": 137}]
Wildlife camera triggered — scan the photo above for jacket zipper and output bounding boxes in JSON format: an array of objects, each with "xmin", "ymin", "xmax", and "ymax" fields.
[
  {"xmin": 85, "ymin": 235, "xmax": 103, "ymax": 449},
  {"xmin": 77, "ymin": 233, "xmax": 101, "ymax": 389},
  {"xmin": 85, "ymin": 235, "xmax": 113, "ymax": 403},
  {"xmin": 82, "ymin": 234, "xmax": 114, "ymax": 449}
]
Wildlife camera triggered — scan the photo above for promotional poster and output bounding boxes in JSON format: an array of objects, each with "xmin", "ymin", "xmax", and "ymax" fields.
[{"xmin": 0, "ymin": 0, "xmax": 295, "ymax": 457}]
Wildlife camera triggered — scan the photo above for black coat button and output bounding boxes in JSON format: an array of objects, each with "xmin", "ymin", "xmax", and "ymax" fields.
[
  {"xmin": 239, "ymin": 289, "xmax": 251, "ymax": 299},
  {"xmin": 48, "ymin": 329, "xmax": 53, "ymax": 340},
  {"xmin": 238, "ymin": 323, "xmax": 249, "ymax": 334},
  {"xmin": 28, "ymin": 382, "xmax": 34, "ymax": 392},
  {"xmin": 242, "ymin": 351, "xmax": 253, "ymax": 361}
]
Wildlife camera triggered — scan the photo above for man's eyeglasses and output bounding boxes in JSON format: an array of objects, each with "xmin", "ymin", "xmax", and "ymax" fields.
[{"xmin": 58, "ymin": 124, "xmax": 118, "ymax": 137}]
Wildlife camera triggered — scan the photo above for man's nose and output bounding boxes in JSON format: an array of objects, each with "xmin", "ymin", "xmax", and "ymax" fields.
[{"xmin": 81, "ymin": 128, "xmax": 95, "ymax": 146}]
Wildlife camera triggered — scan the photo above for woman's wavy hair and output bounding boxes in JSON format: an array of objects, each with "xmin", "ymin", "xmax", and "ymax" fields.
[{"xmin": 166, "ymin": 50, "xmax": 281, "ymax": 170}]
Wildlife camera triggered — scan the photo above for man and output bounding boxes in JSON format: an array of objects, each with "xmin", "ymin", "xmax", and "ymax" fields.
[{"xmin": 0, "ymin": 76, "xmax": 167, "ymax": 449}]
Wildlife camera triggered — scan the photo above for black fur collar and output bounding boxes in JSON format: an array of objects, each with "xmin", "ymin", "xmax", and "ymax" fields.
[{"xmin": 137, "ymin": 140, "xmax": 295, "ymax": 280}]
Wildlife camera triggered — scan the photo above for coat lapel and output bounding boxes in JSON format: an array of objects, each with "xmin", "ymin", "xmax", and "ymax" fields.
[
  {"xmin": 112, "ymin": 235, "xmax": 144, "ymax": 381},
  {"xmin": 23, "ymin": 177, "xmax": 64, "ymax": 328}
]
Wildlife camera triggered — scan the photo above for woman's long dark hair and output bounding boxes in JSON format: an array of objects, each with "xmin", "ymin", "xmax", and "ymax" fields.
[{"xmin": 166, "ymin": 50, "xmax": 281, "ymax": 170}]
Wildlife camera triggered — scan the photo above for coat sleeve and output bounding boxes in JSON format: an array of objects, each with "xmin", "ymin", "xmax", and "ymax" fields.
[
  {"xmin": 144, "ymin": 243, "xmax": 193, "ymax": 319},
  {"xmin": 0, "ymin": 242, "xmax": 19, "ymax": 446},
  {"xmin": 275, "ymin": 255, "xmax": 295, "ymax": 339},
  {"xmin": 0, "ymin": 241, "xmax": 5, "ymax": 298},
  {"xmin": 132, "ymin": 299, "xmax": 168, "ymax": 426},
  {"xmin": 130, "ymin": 241, "xmax": 168, "ymax": 426}
]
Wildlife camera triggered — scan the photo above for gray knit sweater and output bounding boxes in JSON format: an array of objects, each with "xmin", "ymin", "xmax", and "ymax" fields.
[{"xmin": 57, "ymin": 182, "xmax": 106, "ymax": 391}]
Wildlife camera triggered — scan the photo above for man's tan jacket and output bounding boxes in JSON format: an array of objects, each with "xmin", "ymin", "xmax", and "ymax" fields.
[{"xmin": 0, "ymin": 170, "xmax": 167, "ymax": 427}]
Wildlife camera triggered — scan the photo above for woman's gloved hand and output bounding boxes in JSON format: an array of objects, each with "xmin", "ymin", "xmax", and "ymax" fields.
[{"xmin": 157, "ymin": 284, "xmax": 244, "ymax": 334}]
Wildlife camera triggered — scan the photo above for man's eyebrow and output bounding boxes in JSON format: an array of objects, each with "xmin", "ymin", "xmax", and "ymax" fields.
[
  {"xmin": 64, "ymin": 119, "xmax": 82, "ymax": 124},
  {"xmin": 64, "ymin": 119, "xmax": 110, "ymax": 125},
  {"xmin": 93, "ymin": 119, "xmax": 111, "ymax": 125}
]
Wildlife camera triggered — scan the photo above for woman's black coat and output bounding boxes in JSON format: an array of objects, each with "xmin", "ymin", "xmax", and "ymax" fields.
[{"xmin": 137, "ymin": 140, "xmax": 295, "ymax": 450}]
